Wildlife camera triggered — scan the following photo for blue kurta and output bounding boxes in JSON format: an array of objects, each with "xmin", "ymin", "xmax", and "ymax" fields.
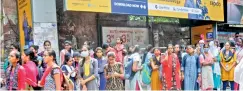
[
  {"xmin": 97, "ymin": 57, "xmax": 107, "ymax": 90},
  {"xmin": 181, "ymin": 54, "xmax": 201, "ymax": 90}
]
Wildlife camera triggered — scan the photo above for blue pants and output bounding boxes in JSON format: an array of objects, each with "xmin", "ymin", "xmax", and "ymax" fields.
[{"xmin": 223, "ymin": 81, "xmax": 234, "ymax": 90}]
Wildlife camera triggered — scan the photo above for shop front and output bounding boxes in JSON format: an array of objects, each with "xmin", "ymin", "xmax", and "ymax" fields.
[{"xmin": 56, "ymin": 0, "xmax": 225, "ymax": 50}]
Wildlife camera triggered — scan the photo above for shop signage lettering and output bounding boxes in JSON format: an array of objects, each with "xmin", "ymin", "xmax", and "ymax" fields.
[{"xmin": 65, "ymin": 0, "xmax": 224, "ymax": 21}]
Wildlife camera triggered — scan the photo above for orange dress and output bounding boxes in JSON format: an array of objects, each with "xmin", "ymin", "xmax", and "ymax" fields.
[{"xmin": 151, "ymin": 58, "xmax": 162, "ymax": 90}]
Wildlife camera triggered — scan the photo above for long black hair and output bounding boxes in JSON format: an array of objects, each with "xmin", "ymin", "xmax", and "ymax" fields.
[
  {"xmin": 10, "ymin": 43, "xmax": 20, "ymax": 52},
  {"xmin": 44, "ymin": 40, "xmax": 51, "ymax": 46},
  {"xmin": 45, "ymin": 50, "xmax": 57, "ymax": 64},
  {"xmin": 24, "ymin": 49, "xmax": 37, "ymax": 65},
  {"xmin": 64, "ymin": 53, "xmax": 72, "ymax": 65}
]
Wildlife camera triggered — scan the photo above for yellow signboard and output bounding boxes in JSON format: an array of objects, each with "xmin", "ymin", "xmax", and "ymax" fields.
[
  {"xmin": 66, "ymin": 0, "xmax": 111, "ymax": 13},
  {"xmin": 17, "ymin": 0, "xmax": 33, "ymax": 51},
  {"xmin": 148, "ymin": 0, "xmax": 224, "ymax": 21}
]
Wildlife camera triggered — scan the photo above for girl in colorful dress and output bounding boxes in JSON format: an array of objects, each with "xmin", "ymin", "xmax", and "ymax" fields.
[
  {"xmin": 79, "ymin": 45, "xmax": 99, "ymax": 90},
  {"xmin": 220, "ymin": 42, "xmax": 237, "ymax": 90},
  {"xmin": 150, "ymin": 48, "xmax": 162, "ymax": 90},
  {"xmin": 114, "ymin": 37, "xmax": 125, "ymax": 64},
  {"xmin": 200, "ymin": 43, "xmax": 214, "ymax": 90},
  {"xmin": 94, "ymin": 47, "xmax": 107, "ymax": 90},
  {"xmin": 104, "ymin": 52, "xmax": 124, "ymax": 90},
  {"xmin": 39, "ymin": 50, "xmax": 61, "ymax": 90},
  {"xmin": 5, "ymin": 51, "xmax": 26, "ymax": 90}
]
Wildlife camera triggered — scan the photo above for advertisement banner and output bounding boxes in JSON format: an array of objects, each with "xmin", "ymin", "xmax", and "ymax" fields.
[
  {"xmin": 17, "ymin": 0, "xmax": 33, "ymax": 51},
  {"xmin": 227, "ymin": 3, "xmax": 243, "ymax": 24},
  {"xmin": 111, "ymin": 0, "xmax": 148, "ymax": 15},
  {"xmin": 65, "ymin": 0, "xmax": 111, "ymax": 13},
  {"xmin": 65, "ymin": 0, "xmax": 224, "ymax": 21},
  {"xmin": 102, "ymin": 27, "xmax": 149, "ymax": 48},
  {"xmin": 228, "ymin": 0, "xmax": 243, "ymax": 5},
  {"xmin": 148, "ymin": 0, "xmax": 224, "ymax": 21}
]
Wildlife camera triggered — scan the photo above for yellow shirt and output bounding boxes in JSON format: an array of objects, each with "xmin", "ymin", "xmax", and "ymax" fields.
[
  {"xmin": 84, "ymin": 63, "xmax": 90, "ymax": 76},
  {"xmin": 220, "ymin": 52, "xmax": 236, "ymax": 81}
]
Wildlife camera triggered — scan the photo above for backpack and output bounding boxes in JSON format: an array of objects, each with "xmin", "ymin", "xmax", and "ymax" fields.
[
  {"xmin": 141, "ymin": 63, "xmax": 151, "ymax": 84},
  {"xmin": 124, "ymin": 57, "xmax": 136, "ymax": 80},
  {"xmin": 51, "ymin": 67, "xmax": 74, "ymax": 90}
]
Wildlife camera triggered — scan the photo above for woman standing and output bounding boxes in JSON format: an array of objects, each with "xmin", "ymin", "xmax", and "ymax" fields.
[
  {"xmin": 181, "ymin": 45, "xmax": 201, "ymax": 90},
  {"xmin": 220, "ymin": 42, "xmax": 237, "ymax": 90},
  {"xmin": 209, "ymin": 41, "xmax": 221, "ymax": 90},
  {"xmin": 22, "ymin": 49, "xmax": 38, "ymax": 90},
  {"xmin": 162, "ymin": 44, "xmax": 181, "ymax": 90},
  {"xmin": 39, "ymin": 40, "xmax": 52, "ymax": 72},
  {"xmin": 200, "ymin": 43, "xmax": 214, "ymax": 90},
  {"xmin": 60, "ymin": 41, "xmax": 74, "ymax": 66},
  {"xmin": 129, "ymin": 45, "xmax": 143, "ymax": 90},
  {"xmin": 5, "ymin": 51, "xmax": 26, "ymax": 90},
  {"xmin": 150, "ymin": 48, "xmax": 162, "ymax": 90},
  {"xmin": 79, "ymin": 45, "xmax": 99, "ymax": 90},
  {"xmin": 39, "ymin": 50, "xmax": 61, "ymax": 90},
  {"xmin": 94, "ymin": 47, "xmax": 107, "ymax": 90},
  {"xmin": 104, "ymin": 52, "xmax": 124, "ymax": 90},
  {"xmin": 115, "ymin": 37, "xmax": 125, "ymax": 64},
  {"xmin": 61, "ymin": 53, "xmax": 76, "ymax": 90}
]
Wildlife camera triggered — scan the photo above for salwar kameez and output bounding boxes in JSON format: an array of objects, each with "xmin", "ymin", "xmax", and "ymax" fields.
[
  {"xmin": 150, "ymin": 56, "xmax": 162, "ymax": 90},
  {"xmin": 200, "ymin": 54, "xmax": 214, "ymax": 90},
  {"xmin": 181, "ymin": 54, "xmax": 201, "ymax": 90}
]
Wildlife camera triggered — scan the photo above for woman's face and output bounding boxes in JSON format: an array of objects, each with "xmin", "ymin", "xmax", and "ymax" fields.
[
  {"xmin": 74, "ymin": 57, "xmax": 79, "ymax": 62},
  {"xmin": 154, "ymin": 49, "xmax": 161, "ymax": 56},
  {"xmin": 67, "ymin": 58, "xmax": 73, "ymax": 66},
  {"xmin": 96, "ymin": 50, "xmax": 103, "ymax": 58},
  {"xmin": 9, "ymin": 51, "xmax": 18, "ymax": 64},
  {"xmin": 108, "ymin": 56, "xmax": 115, "ymax": 64},
  {"xmin": 167, "ymin": 46, "xmax": 173, "ymax": 54},
  {"xmin": 21, "ymin": 53, "xmax": 28, "ymax": 63},
  {"xmin": 43, "ymin": 51, "xmax": 52, "ymax": 63},
  {"xmin": 30, "ymin": 47, "xmax": 36, "ymax": 54},
  {"xmin": 187, "ymin": 47, "xmax": 194, "ymax": 54},
  {"xmin": 225, "ymin": 42, "xmax": 230, "ymax": 50},
  {"xmin": 116, "ymin": 38, "xmax": 121, "ymax": 44},
  {"xmin": 64, "ymin": 43, "xmax": 71, "ymax": 50},
  {"xmin": 44, "ymin": 42, "xmax": 51, "ymax": 50}
]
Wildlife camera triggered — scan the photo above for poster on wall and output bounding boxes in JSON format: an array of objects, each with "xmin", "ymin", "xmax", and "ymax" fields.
[
  {"xmin": 17, "ymin": 0, "xmax": 33, "ymax": 51},
  {"xmin": 227, "ymin": 3, "xmax": 243, "ymax": 24},
  {"xmin": 102, "ymin": 27, "xmax": 149, "ymax": 48},
  {"xmin": 33, "ymin": 23, "xmax": 60, "ymax": 61}
]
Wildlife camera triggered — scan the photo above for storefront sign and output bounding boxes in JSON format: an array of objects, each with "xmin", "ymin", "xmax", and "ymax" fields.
[
  {"xmin": 65, "ymin": 0, "xmax": 224, "ymax": 21},
  {"xmin": 102, "ymin": 27, "xmax": 149, "ymax": 47},
  {"xmin": 111, "ymin": 0, "xmax": 148, "ymax": 15},
  {"xmin": 17, "ymin": 0, "xmax": 33, "ymax": 51},
  {"xmin": 65, "ymin": 0, "xmax": 111, "ymax": 13},
  {"xmin": 148, "ymin": 0, "xmax": 224, "ymax": 21}
]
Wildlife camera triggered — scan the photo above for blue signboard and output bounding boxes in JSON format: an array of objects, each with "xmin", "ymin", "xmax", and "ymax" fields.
[{"xmin": 111, "ymin": 0, "xmax": 148, "ymax": 15}]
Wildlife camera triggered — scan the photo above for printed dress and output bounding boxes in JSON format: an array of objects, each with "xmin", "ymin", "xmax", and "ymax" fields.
[
  {"xmin": 105, "ymin": 63, "xmax": 124, "ymax": 90},
  {"xmin": 44, "ymin": 68, "xmax": 60, "ymax": 90}
]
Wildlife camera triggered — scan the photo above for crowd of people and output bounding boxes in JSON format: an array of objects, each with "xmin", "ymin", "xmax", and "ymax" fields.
[{"xmin": 2, "ymin": 33, "xmax": 243, "ymax": 91}]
